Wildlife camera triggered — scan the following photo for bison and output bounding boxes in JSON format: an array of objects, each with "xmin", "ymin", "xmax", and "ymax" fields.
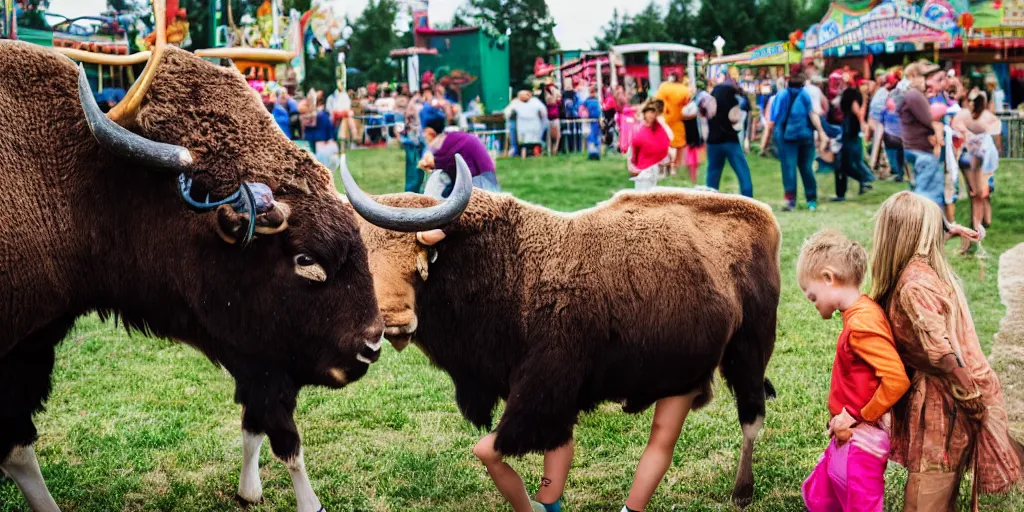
[
  {"xmin": 0, "ymin": 2, "xmax": 470, "ymax": 510},
  {"xmin": 343, "ymin": 164, "xmax": 782, "ymax": 508}
]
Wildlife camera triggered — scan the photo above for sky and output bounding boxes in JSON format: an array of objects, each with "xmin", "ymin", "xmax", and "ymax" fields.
[{"xmin": 47, "ymin": 0, "xmax": 670, "ymax": 51}]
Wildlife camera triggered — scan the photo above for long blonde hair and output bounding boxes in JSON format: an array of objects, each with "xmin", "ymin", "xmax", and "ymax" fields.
[{"xmin": 869, "ymin": 192, "xmax": 965, "ymax": 316}]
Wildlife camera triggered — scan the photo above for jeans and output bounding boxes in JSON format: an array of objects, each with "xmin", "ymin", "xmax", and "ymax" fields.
[
  {"xmin": 706, "ymin": 142, "xmax": 753, "ymax": 198},
  {"xmin": 836, "ymin": 137, "xmax": 874, "ymax": 199},
  {"xmin": 905, "ymin": 149, "xmax": 945, "ymax": 207},
  {"xmin": 778, "ymin": 139, "xmax": 818, "ymax": 202},
  {"xmin": 402, "ymin": 139, "xmax": 425, "ymax": 193},
  {"xmin": 885, "ymin": 146, "xmax": 905, "ymax": 180}
]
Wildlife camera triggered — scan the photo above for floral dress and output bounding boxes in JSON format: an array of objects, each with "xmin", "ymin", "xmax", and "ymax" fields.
[{"xmin": 886, "ymin": 258, "xmax": 1022, "ymax": 495}]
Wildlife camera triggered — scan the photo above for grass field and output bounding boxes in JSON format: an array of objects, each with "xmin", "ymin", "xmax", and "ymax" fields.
[{"xmin": 1, "ymin": 148, "xmax": 1022, "ymax": 511}]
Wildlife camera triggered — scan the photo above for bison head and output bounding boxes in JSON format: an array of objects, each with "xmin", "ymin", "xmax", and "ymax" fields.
[
  {"xmin": 339, "ymin": 156, "xmax": 475, "ymax": 351},
  {"xmin": 65, "ymin": 3, "xmax": 468, "ymax": 387}
]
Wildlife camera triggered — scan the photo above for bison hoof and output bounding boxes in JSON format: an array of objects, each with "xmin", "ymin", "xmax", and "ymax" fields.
[
  {"xmin": 731, "ymin": 482, "xmax": 753, "ymax": 509},
  {"xmin": 235, "ymin": 492, "xmax": 264, "ymax": 507}
]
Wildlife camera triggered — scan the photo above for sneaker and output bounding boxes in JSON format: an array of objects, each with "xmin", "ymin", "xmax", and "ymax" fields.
[
  {"xmin": 808, "ymin": 200, "xmax": 817, "ymax": 211},
  {"xmin": 893, "ymin": 176, "xmax": 904, "ymax": 183},
  {"xmin": 829, "ymin": 196, "xmax": 846, "ymax": 202},
  {"xmin": 782, "ymin": 200, "xmax": 796, "ymax": 212}
]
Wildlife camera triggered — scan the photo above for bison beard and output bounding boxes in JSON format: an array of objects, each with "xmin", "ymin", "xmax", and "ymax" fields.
[{"xmin": 354, "ymin": 188, "xmax": 782, "ymax": 507}]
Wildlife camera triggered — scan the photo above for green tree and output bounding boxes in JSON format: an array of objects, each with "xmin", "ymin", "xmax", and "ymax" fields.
[
  {"xmin": 592, "ymin": 8, "xmax": 630, "ymax": 51},
  {"xmin": 695, "ymin": 0, "xmax": 759, "ymax": 53},
  {"xmin": 345, "ymin": 0, "xmax": 403, "ymax": 86},
  {"xmin": 463, "ymin": 0, "xmax": 558, "ymax": 88},
  {"xmin": 755, "ymin": 0, "xmax": 803, "ymax": 44},
  {"xmin": 624, "ymin": 1, "xmax": 668, "ymax": 45},
  {"xmin": 664, "ymin": 0, "xmax": 698, "ymax": 46}
]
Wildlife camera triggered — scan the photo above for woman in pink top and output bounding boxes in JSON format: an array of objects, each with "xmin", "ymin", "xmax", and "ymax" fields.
[{"xmin": 628, "ymin": 99, "xmax": 672, "ymax": 190}]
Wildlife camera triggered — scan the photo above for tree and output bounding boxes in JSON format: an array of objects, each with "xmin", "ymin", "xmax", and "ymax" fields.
[
  {"xmin": 755, "ymin": 0, "xmax": 803, "ymax": 44},
  {"xmin": 664, "ymin": 0, "xmax": 697, "ymax": 46},
  {"xmin": 625, "ymin": 1, "xmax": 668, "ymax": 45},
  {"xmin": 592, "ymin": 8, "xmax": 630, "ymax": 51},
  {"xmin": 462, "ymin": 0, "xmax": 559, "ymax": 88},
  {"xmin": 695, "ymin": 0, "xmax": 758, "ymax": 54},
  {"xmin": 345, "ymin": 0, "xmax": 403, "ymax": 86}
]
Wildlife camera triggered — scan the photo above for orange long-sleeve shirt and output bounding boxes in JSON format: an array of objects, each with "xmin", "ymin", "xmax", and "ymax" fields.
[{"xmin": 829, "ymin": 295, "xmax": 911, "ymax": 423}]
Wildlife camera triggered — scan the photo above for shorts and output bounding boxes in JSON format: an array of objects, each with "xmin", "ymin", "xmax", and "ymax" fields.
[{"xmin": 906, "ymin": 149, "xmax": 945, "ymax": 207}]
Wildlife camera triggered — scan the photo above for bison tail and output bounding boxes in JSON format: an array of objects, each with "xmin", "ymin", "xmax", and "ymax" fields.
[{"xmin": 764, "ymin": 379, "xmax": 777, "ymax": 400}]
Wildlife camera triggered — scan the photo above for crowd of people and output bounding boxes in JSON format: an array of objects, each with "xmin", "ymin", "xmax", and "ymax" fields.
[
  {"xmin": 628, "ymin": 60, "xmax": 1004, "ymax": 260},
  {"xmin": 248, "ymin": 60, "xmax": 1004, "ymax": 259}
]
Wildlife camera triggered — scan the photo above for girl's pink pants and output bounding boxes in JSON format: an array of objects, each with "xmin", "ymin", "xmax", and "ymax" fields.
[{"xmin": 802, "ymin": 424, "xmax": 890, "ymax": 512}]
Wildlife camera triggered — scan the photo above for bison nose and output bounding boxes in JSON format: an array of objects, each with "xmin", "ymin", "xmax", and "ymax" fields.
[
  {"xmin": 362, "ymin": 317, "xmax": 385, "ymax": 344},
  {"xmin": 355, "ymin": 317, "xmax": 386, "ymax": 365}
]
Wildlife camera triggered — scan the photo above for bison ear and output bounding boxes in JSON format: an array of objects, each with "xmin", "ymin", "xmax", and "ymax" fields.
[
  {"xmin": 415, "ymin": 247, "xmax": 431, "ymax": 281},
  {"xmin": 416, "ymin": 229, "xmax": 446, "ymax": 246}
]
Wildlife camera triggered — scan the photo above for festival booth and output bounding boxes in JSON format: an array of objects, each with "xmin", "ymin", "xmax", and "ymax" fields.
[
  {"xmin": 709, "ymin": 41, "xmax": 802, "ymax": 73},
  {"xmin": 608, "ymin": 43, "xmax": 704, "ymax": 154},
  {"xmin": 390, "ymin": 1, "xmax": 509, "ymax": 114},
  {"xmin": 802, "ymin": 0, "xmax": 958, "ymax": 78},
  {"xmin": 944, "ymin": 0, "xmax": 1024, "ymax": 111}
]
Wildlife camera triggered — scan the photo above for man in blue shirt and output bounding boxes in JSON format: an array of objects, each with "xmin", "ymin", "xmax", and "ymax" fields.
[{"xmin": 770, "ymin": 74, "xmax": 830, "ymax": 211}]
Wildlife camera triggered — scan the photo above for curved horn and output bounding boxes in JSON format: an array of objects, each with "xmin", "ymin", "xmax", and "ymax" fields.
[
  {"xmin": 107, "ymin": 0, "xmax": 168, "ymax": 122},
  {"xmin": 341, "ymin": 154, "xmax": 472, "ymax": 232},
  {"xmin": 78, "ymin": 65, "xmax": 192, "ymax": 169}
]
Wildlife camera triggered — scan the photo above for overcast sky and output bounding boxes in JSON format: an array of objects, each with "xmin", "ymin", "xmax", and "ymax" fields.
[{"xmin": 48, "ymin": 0, "xmax": 671, "ymax": 50}]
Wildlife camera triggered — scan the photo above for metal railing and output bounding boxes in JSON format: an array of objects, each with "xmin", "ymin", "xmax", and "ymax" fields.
[{"xmin": 997, "ymin": 113, "xmax": 1024, "ymax": 159}]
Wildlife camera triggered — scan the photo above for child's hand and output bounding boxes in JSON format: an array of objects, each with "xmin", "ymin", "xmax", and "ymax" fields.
[
  {"xmin": 827, "ymin": 407, "xmax": 858, "ymax": 444},
  {"xmin": 418, "ymin": 153, "xmax": 435, "ymax": 171}
]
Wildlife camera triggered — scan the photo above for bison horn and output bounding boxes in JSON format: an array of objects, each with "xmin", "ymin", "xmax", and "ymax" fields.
[
  {"xmin": 77, "ymin": 65, "xmax": 193, "ymax": 170},
  {"xmin": 340, "ymin": 153, "xmax": 472, "ymax": 232}
]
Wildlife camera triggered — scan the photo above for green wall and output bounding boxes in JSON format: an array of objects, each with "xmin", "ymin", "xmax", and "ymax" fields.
[{"xmin": 420, "ymin": 30, "xmax": 508, "ymax": 115}]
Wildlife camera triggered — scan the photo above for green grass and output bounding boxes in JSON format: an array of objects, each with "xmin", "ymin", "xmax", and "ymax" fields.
[{"xmin": 2, "ymin": 149, "xmax": 1022, "ymax": 511}]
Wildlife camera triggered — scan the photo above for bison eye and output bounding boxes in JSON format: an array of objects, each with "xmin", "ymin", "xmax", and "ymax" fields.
[{"xmin": 293, "ymin": 253, "xmax": 327, "ymax": 282}]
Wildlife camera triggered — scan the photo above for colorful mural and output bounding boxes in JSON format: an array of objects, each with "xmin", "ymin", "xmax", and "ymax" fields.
[{"xmin": 805, "ymin": 0, "xmax": 957, "ymax": 56}]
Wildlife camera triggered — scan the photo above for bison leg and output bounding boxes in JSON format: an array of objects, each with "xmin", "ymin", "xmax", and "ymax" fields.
[
  {"xmin": 719, "ymin": 328, "xmax": 774, "ymax": 508},
  {"xmin": 0, "ymin": 317, "xmax": 72, "ymax": 512},
  {"xmin": 493, "ymin": 354, "xmax": 583, "ymax": 456},
  {"xmin": 236, "ymin": 376, "xmax": 323, "ymax": 512},
  {"xmin": 1, "ymin": 445, "xmax": 59, "ymax": 512},
  {"xmin": 236, "ymin": 428, "xmax": 265, "ymax": 504}
]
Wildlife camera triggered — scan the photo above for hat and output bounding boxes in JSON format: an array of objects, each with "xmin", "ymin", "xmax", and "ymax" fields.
[{"xmin": 919, "ymin": 62, "xmax": 942, "ymax": 77}]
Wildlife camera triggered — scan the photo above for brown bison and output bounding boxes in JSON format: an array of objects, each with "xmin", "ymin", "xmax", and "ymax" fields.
[
  {"xmin": 344, "ymin": 166, "xmax": 781, "ymax": 507},
  {"xmin": 0, "ymin": 2, "xmax": 470, "ymax": 510}
]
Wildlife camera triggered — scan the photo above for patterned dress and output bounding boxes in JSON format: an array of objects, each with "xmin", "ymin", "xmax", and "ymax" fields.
[{"xmin": 886, "ymin": 258, "xmax": 1022, "ymax": 494}]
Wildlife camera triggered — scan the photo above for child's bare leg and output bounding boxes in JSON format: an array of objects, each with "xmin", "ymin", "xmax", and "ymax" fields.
[
  {"xmin": 535, "ymin": 440, "xmax": 574, "ymax": 505},
  {"xmin": 625, "ymin": 392, "xmax": 699, "ymax": 511},
  {"xmin": 473, "ymin": 433, "xmax": 534, "ymax": 512}
]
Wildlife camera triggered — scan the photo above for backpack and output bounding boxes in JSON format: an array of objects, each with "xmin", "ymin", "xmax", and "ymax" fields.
[{"xmin": 775, "ymin": 89, "xmax": 809, "ymax": 142}]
